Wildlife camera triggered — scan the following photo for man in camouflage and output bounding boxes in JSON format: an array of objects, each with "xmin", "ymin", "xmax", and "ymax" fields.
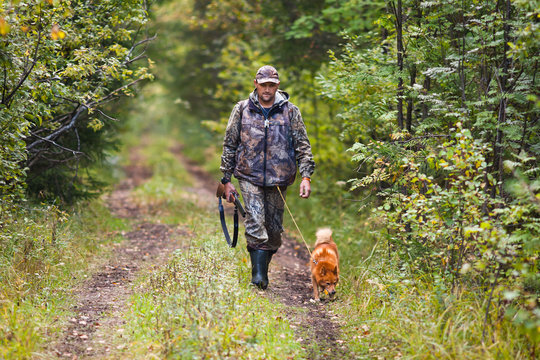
[{"xmin": 220, "ymin": 65, "xmax": 315, "ymax": 289}]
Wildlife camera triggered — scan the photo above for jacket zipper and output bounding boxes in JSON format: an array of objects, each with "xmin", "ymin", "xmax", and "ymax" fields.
[{"xmin": 263, "ymin": 115, "xmax": 269, "ymax": 187}]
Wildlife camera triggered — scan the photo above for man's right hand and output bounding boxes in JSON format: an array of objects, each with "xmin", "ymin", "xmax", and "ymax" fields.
[{"xmin": 224, "ymin": 182, "xmax": 237, "ymax": 203}]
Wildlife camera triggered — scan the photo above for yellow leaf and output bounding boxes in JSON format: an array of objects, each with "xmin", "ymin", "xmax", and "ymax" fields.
[
  {"xmin": 0, "ymin": 18, "xmax": 10, "ymax": 36},
  {"xmin": 51, "ymin": 24, "xmax": 66, "ymax": 40}
]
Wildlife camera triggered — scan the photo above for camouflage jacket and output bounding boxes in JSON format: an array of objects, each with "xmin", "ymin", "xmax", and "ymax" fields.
[{"xmin": 220, "ymin": 89, "xmax": 315, "ymax": 187}]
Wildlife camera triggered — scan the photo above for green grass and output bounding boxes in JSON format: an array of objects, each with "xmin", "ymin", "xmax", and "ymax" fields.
[
  {"xmin": 328, "ymin": 250, "xmax": 536, "ymax": 359},
  {"xmin": 0, "ymin": 200, "xmax": 128, "ymax": 359}
]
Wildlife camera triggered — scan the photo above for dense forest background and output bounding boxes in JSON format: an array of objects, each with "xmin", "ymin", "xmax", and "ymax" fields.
[{"xmin": 1, "ymin": 0, "xmax": 538, "ymax": 358}]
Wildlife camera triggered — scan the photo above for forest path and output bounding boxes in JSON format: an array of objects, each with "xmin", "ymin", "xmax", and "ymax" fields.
[
  {"xmin": 49, "ymin": 142, "xmax": 352, "ymax": 359},
  {"xmin": 50, "ymin": 146, "xmax": 182, "ymax": 359}
]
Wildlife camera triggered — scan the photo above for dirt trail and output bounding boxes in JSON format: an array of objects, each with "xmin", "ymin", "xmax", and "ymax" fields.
[{"xmin": 52, "ymin": 150, "xmax": 180, "ymax": 359}]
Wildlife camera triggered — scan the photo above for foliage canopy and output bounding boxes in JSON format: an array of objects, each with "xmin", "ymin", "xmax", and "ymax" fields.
[{"xmin": 0, "ymin": 0, "xmax": 154, "ymax": 206}]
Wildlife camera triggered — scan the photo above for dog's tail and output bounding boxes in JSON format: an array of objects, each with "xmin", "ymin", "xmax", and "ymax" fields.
[{"xmin": 315, "ymin": 227, "xmax": 333, "ymax": 246}]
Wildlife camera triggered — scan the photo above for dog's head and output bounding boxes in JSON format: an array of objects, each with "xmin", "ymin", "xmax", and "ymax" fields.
[{"xmin": 315, "ymin": 262, "xmax": 339, "ymax": 298}]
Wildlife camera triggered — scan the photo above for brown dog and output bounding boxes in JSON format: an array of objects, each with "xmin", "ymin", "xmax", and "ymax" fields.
[{"xmin": 310, "ymin": 228, "xmax": 339, "ymax": 301}]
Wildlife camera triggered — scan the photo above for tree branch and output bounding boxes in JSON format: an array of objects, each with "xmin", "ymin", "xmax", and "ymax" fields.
[
  {"xmin": 391, "ymin": 134, "xmax": 450, "ymax": 145},
  {"xmin": 3, "ymin": 27, "xmax": 43, "ymax": 108},
  {"xmin": 26, "ymin": 105, "xmax": 88, "ymax": 151},
  {"xmin": 125, "ymin": 53, "xmax": 148, "ymax": 66},
  {"xmin": 95, "ymin": 109, "xmax": 119, "ymax": 122},
  {"xmin": 27, "ymin": 133, "xmax": 85, "ymax": 157},
  {"xmin": 127, "ymin": 34, "xmax": 157, "ymax": 59},
  {"xmin": 86, "ymin": 77, "xmax": 146, "ymax": 108}
]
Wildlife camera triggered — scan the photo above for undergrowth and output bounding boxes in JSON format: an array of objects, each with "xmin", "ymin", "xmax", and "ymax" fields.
[
  {"xmin": 330, "ymin": 243, "xmax": 537, "ymax": 359},
  {"xmin": 0, "ymin": 201, "xmax": 127, "ymax": 359}
]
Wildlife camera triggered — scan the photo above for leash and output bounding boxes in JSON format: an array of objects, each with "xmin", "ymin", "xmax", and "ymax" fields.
[
  {"xmin": 218, "ymin": 196, "xmax": 240, "ymax": 247},
  {"xmin": 216, "ymin": 185, "xmax": 246, "ymax": 248},
  {"xmin": 275, "ymin": 185, "xmax": 316, "ymax": 264}
]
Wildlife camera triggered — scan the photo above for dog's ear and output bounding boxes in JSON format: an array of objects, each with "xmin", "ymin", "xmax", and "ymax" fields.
[
  {"xmin": 333, "ymin": 266, "xmax": 338, "ymax": 275},
  {"xmin": 320, "ymin": 265, "xmax": 326, "ymax": 276}
]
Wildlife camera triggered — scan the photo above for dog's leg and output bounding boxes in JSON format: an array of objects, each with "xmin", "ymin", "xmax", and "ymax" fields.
[{"xmin": 311, "ymin": 275, "xmax": 320, "ymax": 301}]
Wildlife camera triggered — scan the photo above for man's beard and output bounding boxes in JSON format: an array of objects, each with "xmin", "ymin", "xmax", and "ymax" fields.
[{"xmin": 261, "ymin": 94, "xmax": 273, "ymax": 102}]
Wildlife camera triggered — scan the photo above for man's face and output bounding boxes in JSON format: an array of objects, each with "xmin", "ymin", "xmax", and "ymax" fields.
[{"xmin": 254, "ymin": 80, "xmax": 279, "ymax": 106}]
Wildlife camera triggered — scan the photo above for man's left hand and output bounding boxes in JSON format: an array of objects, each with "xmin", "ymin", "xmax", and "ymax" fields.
[{"xmin": 299, "ymin": 178, "xmax": 311, "ymax": 198}]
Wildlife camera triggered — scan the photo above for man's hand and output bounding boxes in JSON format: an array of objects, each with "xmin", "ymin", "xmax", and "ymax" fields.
[
  {"xmin": 299, "ymin": 178, "xmax": 311, "ymax": 198},
  {"xmin": 224, "ymin": 182, "xmax": 237, "ymax": 203}
]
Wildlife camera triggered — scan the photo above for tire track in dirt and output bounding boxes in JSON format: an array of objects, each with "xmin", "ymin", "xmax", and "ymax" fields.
[
  {"xmin": 171, "ymin": 145, "xmax": 354, "ymax": 360},
  {"xmin": 51, "ymin": 149, "xmax": 181, "ymax": 359}
]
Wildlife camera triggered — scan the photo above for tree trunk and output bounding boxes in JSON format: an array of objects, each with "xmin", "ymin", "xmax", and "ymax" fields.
[
  {"xmin": 382, "ymin": 27, "xmax": 389, "ymax": 55},
  {"xmin": 491, "ymin": 0, "xmax": 511, "ymax": 197},
  {"xmin": 519, "ymin": 60, "xmax": 537, "ymax": 154},
  {"xmin": 421, "ymin": 76, "xmax": 431, "ymax": 121},
  {"xmin": 396, "ymin": 0, "xmax": 404, "ymax": 130},
  {"xmin": 406, "ymin": 64, "xmax": 416, "ymax": 132},
  {"xmin": 459, "ymin": 0, "xmax": 467, "ymax": 108}
]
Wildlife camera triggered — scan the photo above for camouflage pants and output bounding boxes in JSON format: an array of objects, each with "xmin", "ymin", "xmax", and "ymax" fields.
[{"xmin": 238, "ymin": 180, "xmax": 286, "ymax": 252}]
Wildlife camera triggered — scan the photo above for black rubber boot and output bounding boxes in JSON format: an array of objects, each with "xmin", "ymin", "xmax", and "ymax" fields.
[{"xmin": 249, "ymin": 249, "xmax": 270, "ymax": 289}]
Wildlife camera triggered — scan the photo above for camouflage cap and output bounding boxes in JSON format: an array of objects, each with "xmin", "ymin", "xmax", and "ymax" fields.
[{"xmin": 255, "ymin": 65, "xmax": 279, "ymax": 84}]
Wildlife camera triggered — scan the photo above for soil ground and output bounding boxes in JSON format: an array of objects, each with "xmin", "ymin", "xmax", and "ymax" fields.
[{"xmin": 50, "ymin": 145, "xmax": 352, "ymax": 359}]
